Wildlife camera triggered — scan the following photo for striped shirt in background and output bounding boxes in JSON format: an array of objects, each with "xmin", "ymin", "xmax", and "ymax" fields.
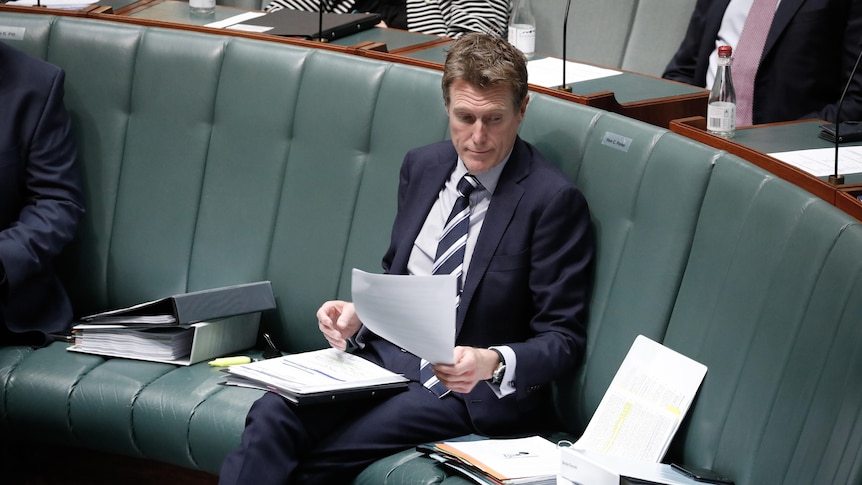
[{"xmin": 264, "ymin": 0, "xmax": 509, "ymax": 38}]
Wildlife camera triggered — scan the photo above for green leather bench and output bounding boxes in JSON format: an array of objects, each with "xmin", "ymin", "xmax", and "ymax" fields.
[{"xmin": 1, "ymin": 11, "xmax": 861, "ymax": 485}]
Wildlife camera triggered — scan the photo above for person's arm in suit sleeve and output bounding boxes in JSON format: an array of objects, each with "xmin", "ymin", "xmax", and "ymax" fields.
[
  {"xmin": 505, "ymin": 181, "xmax": 594, "ymax": 401},
  {"xmin": 808, "ymin": 1, "xmax": 862, "ymax": 123},
  {"xmin": 0, "ymin": 68, "xmax": 85, "ymax": 297},
  {"xmin": 662, "ymin": 0, "xmax": 714, "ymax": 86}
]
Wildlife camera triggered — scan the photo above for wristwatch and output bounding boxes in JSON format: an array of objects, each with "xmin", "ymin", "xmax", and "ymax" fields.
[{"xmin": 488, "ymin": 348, "xmax": 506, "ymax": 385}]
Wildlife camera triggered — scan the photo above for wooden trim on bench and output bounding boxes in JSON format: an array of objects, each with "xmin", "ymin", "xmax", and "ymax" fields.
[{"xmin": 836, "ymin": 187, "xmax": 862, "ymax": 222}]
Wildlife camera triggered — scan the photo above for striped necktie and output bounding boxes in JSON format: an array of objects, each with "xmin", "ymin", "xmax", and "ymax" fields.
[
  {"xmin": 420, "ymin": 173, "xmax": 480, "ymax": 397},
  {"xmin": 732, "ymin": 0, "xmax": 778, "ymax": 126}
]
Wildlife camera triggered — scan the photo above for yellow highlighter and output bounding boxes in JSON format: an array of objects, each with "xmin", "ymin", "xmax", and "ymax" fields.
[{"xmin": 208, "ymin": 356, "xmax": 252, "ymax": 367}]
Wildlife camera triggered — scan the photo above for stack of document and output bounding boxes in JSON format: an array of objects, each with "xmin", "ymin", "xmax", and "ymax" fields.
[
  {"xmin": 70, "ymin": 314, "xmax": 262, "ymax": 366},
  {"xmin": 68, "ymin": 282, "xmax": 275, "ymax": 365},
  {"xmin": 73, "ymin": 325, "xmax": 194, "ymax": 361},
  {"xmin": 420, "ymin": 436, "xmax": 560, "ymax": 485},
  {"xmin": 221, "ymin": 348, "xmax": 409, "ymax": 405}
]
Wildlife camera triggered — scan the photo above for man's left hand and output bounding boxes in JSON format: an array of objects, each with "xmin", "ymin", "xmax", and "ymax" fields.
[{"xmin": 432, "ymin": 346, "xmax": 500, "ymax": 393}]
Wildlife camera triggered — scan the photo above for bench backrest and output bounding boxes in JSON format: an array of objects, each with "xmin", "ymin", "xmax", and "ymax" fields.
[
  {"xmin": 664, "ymin": 156, "xmax": 862, "ymax": 483},
  {"xmin": 532, "ymin": 0, "xmax": 696, "ymax": 77}
]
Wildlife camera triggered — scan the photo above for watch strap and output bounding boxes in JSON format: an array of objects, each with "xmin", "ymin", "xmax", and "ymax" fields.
[{"xmin": 489, "ymin": 347, "xmax": 506, "ymax": 384}]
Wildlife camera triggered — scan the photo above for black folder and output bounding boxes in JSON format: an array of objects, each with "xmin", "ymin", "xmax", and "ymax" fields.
[
  {"xmin": 80, "ymin": 281, "xmax": 276, "ymax": 325},
  {"xmin": 236, "ymin": 10, "xmax": 381, "ymax": 41}
]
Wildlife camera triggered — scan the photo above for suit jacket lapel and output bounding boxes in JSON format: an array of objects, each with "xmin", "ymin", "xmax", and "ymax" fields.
[
  {"xmin": 389, "ymin": 147, "xmax": 456, "ymax": 274},
  {"xmin": 763, "ymin": 0, "xmax": 805, "ymax": 58},
  {"xmin": 457, "ymin": 138, "xmax": 529, "ymax": 334}
]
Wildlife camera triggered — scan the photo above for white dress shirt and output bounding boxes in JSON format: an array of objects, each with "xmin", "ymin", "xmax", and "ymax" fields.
[
  {"xmin": 707, "ymin": 0, "xmax": 782, "ymax": 88},
  {"xmin": 407, "ymin": 155, "xmax": 517, "ymax": 397}
]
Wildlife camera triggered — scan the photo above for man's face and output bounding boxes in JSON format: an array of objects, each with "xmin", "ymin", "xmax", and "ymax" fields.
[{"xmin": 447, "ymin": 79, "xmax": 528, "ymax": 174}]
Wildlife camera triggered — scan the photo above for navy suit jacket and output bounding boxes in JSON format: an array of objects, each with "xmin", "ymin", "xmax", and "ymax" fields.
[
  {"xmin": 663, "ymin": 0, "xmax": 862, "ymax": 125},
  {"xmin": 0, "ymin": 41, "xmax": 84, "ymax": 340},
  {"xmin": 357, "ymin": 137, "xmax": 594, "ymax": 436}
]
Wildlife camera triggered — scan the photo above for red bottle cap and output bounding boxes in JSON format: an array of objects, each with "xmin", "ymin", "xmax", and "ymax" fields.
[{"xmin": 718, "ymin": 45, "xmax": 732, "ymax": 57}]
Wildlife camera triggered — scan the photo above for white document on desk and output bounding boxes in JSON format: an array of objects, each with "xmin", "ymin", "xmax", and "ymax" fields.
[
  {"xmin": 351, "ymin": 269, "xmax": 456, "ymax": 365},
  {"xmin": 770, "ymin": 146, "xmax": 862, "ymax": 177},
  {"xmin": 205, "ymin": 11, "xmax": 267, "ymax": 29},
  {"xmin": 527, "ymin": 57, "xmax": 622, "ymax": 88}
]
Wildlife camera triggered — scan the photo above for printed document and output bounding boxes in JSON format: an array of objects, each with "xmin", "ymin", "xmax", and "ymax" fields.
[
  {"xmin": 351, "ymin": 269, "xmax": 456, "ymax": 364},
  {"xmin": 574, "ymin": 335, "xmax": 707, "ymax": 462},
  {"xmin": 769, "ymin": 146, "xmax": 862, "ymax": 177},
  {"xmin": 527, "ymin": 57, "xmax": 622, "ymax": 88},
  {"xmin": 222, "ymin": 348, "xmax": 409, "ymax": 404},
  {"xmin": 429, "ymin": 436, "xmax": 560, "ymax": 484},
  {"xmin": 205, "ymin": 11, "xmax": 267, "ymax": 29}
]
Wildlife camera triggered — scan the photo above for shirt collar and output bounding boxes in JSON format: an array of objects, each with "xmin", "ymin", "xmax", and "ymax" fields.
[{"xmin": 455, "ymin": 150, "xmax": 511, "ymax": 196}]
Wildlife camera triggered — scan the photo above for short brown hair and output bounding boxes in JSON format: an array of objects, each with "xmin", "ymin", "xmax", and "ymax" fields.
[{"xmin": 442, "ymin": 33, "xmax": 529, "ymax": 110}]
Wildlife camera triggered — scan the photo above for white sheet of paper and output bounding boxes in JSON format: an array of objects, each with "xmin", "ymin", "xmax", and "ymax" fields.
[
  {"xmin": 574, "ymin": 335, "xmax": 707, "ymax": 462},
  {"xmin": 228, "ymin": 24, "xmax": 275, "ymax": 33},
  {"xmin": 351, "ymin": 269, "xmax": 456, "ymax": 364},
  {"xmin": 527, "ymin": 57, "xmax": 622, "ymax": 88},
  {"xmin": 439, "ymin": 436, "xmax": 560, "ymax": 480},
  {"xmin": 205, "ymin": 11, "xmax": 267, "ymax": 29},
  {"xmin": 769, "ymin": 146, "xmax": 862, "ymax": 177},
  {"xmin": 225, "ymin": 348, "xmax": 407, "ymax": 393}
]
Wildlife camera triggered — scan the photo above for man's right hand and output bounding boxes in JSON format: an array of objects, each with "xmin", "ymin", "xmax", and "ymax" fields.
[{"xmin": 316, "ymin": 300, "xmax": 362, "ymax": 350}]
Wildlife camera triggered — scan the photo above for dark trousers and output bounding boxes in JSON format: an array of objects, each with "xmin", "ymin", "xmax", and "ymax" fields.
[
  {"xmin": 219, "ymin": 381, "xmax": 474, "ymax": 484},
  {"xmin": 0, "ymin": 319, "xmax": 48, "ymax": 347}
]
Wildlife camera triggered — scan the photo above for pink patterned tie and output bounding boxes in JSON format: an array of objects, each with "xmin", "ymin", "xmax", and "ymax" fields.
[{"xmin": 732, "ymin": 0, "xmax": 778, "ymax": 126}]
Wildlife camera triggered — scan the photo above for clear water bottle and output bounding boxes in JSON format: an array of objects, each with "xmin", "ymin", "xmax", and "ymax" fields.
[
  {"xmin": 508, "ymin": 0, "xmax": 536, "ymax": 59},
  {"xmin": 189, "ymin": 0, "xmax": 215, "ymax": 15},
  {"xmin": 707, "ymin": 45, "xmax": 736, "ymax": 138}
]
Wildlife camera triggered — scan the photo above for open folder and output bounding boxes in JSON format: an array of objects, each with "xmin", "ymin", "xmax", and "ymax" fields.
[{"xmin": 221, "ymin": 348, "xmax": 409, "ymax": 405}]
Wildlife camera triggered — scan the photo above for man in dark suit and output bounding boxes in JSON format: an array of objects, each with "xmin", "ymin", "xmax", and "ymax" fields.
[
  {"xmin": 219, "ymin": 33, "xmax": 595, "ymax": 484},
  {"xmin": 0, "ymin": 41, "xmax": 85, "ymax": 346},
  {"xmin": 663, "ymin": 0, "xmax": 862, "ymax": 125}
]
